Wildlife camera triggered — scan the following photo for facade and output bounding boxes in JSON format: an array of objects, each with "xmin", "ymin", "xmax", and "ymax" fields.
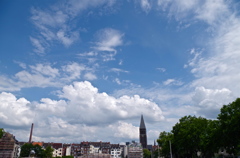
[
  {"xmin": 71, "ymin": 143, "xmax": 81, "ymax": 157},
  {"xmin": 128, "ymin": 142, "xmax": 143, "ymax": 158},
  {"xmin": 110, "ymin": 144, "xmax": 121, "ymax": 158},
  {"xmin": 52, "ymin": 143, "xmax": 63, "ymax": 157},
  {"xmin": 139, "ymin": 115, "xmax": 147, "ymax": 149},
  {"xmin": 0, "ymin": 132, "xmax": 20, "ymax": 158}
]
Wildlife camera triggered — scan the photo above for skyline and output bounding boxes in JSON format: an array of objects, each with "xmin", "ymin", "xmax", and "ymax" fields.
[{"xmin": 1, "ymin": 0, "xmax": 240, "ymax": 144}]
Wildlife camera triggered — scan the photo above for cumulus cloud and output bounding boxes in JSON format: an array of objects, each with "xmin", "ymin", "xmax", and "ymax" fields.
[
  {"xmin": 0, "ymin": 92, "xmax": 33, "ymax": 127},
  {"xmin": 110, "ymin": 121, "xmax": 139, "ymax": 139},
  {"xmin": 192, "ymin": 87, "xmax": 235, "ymax": 118},
  {"xmin": 0, "ymin": 81, "xmax": 164, "ymax": 143}
]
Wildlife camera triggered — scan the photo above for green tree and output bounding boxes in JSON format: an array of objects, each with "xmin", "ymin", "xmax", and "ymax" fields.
[
  {"xmin": 20, "ymin": 143, "xmax": 33, "ymax": 157},
  {"xmin": 172, "ymin": 115, "xmax": 209, "ymax": 157},
  {"xmin": 198, "ymin": 120, "xmax": 220, "ymax": 158},
  {"xmin": 43, "ymin": 145, "xmax": 54, "ymax": 158},
  {"xmin": 0, "ymin": 128, "xmax": 5, "ymax": 138},
  {"xmin": 218, "ymin": 98, "xmax": 240, "ymax": 155},
  {"xmin": 157, "ymin": 131, "xmax": 173, "ymax": 158},
  {"xmin": 143, "ymin": 149, "xmax": 151, "ymax": 158},
  {"xmin": 20, "ymin": 143, "xmax": 44, "ymax": 157}
]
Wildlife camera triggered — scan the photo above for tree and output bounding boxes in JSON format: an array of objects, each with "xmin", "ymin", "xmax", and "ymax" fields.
[
  {"xmin": 43, "ymin": 145, "xmax": 54, "ymax": 158},
  {"xmin": 20, "ymin": 143, "xmax": 44, "ymax": 157},
  {"xmin": 172, "ymin": 115, "xmax": 209, "ymax": 158},
  {"xmin": 157, "ymin": 131, "xmax": 173, "ymax": 158},
  {"xmin": 143, "ymin": 148, "xmax": 151, "ymax": 158},
  {"xmin": 218, "ymin": 98, "xmax": 240, "ymax": 155},
  {"xmin": 0, "ymin": 128, "xmax": 5, "ymax": 138},
  {"xmin": 198, "ymin": 120, "xmax": 220, "ymax": 158}
]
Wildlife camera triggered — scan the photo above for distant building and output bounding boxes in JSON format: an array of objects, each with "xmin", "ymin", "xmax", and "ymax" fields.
[
  {"xmin": 110, "ymin": 144, "xmax": 122, "ymax": 158},
  {"xmin": 71, "ymin": 143, "xmax": 81, "ymax": 157},
  {"xmin": 62, "ymin": 143, "xmax": 72, "ymax": 156},
  {"xmin": 128, "ymin": 141, "xmax": 143, "ymax": 158},
  {"xmin": 32, "ymin": 142, "xmax": 43, "ymax": 147},
  {"xmin": 52, "ymin": 143, "xmax": 63, "ymax": 157},
  {"xmin": 139, "ymin": 115, "xmax": 147, "ymax": 149},
  {"xmin": 0, "ymin": 132, "xmax": 20, "ymax": 158}
]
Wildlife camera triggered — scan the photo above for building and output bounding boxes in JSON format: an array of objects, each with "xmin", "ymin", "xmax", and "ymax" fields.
[
  {"xmin": 52, "ymin": 143, "xmax": 63, "ymax": 157},
  {"xmin": 139, "ymin": 115, "xmax": 147, "ymax": 149},
  {"xmin": 110, "ymin": 144, "xmax": 122, "ymax": 158},
  {"xmin": 0, "ymin": 132, "xmax": 20, "ymax": 158},
  {"xmin": 71, "ymin": 143, "xmax": 81, "ymax": 157},
  {"xmin": 128, "ymin": 141, "xmax": 143, "ymax": 158},
  {"xmin": 62, "ymin": 143, "xmax": 72, "ymax": 156}
]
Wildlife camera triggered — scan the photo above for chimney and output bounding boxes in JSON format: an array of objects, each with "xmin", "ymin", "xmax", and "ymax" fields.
[{"xmin": 29, "ymin": 123, "xmax": 34, "ymax": 143}]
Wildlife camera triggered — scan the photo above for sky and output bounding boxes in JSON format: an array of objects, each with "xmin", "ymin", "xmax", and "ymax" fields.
[{"xmin": 0, "ymin": 0, "xmax": 240, "ymax": 144}]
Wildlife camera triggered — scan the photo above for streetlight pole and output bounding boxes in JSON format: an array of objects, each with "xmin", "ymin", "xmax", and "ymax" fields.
[{"xmin": 169, "ymin": 141, "xmax": 172, "ymax": 158}]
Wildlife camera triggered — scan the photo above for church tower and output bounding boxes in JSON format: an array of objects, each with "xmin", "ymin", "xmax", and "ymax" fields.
[{"xmin": 139, "ymin": 115, "xmax": 147, "ymax": 148}]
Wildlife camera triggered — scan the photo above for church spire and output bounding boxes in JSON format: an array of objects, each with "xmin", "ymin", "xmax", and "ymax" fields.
[
  {"xmin": 140, "ymin": 114, "xmax": 146, "ymax": 129},
  {"xmin": 139, "ymin": 115, "xmax": 147, "ymax": 148}
]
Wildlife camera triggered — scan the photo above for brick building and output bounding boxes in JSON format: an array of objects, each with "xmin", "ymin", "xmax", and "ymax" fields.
[{"xmin": 0, "ymin": 132, "xmax": 20, "ymax": 158}]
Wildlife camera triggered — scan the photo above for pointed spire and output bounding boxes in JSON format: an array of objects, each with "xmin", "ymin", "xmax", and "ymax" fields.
[{"xmin": 140, "ymin": 115, "xmax": 146, "ymax": 129}]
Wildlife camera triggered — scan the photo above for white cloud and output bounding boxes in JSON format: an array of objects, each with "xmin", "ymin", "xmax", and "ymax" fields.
[
  {"xmin": 156, "ymin": 67, "xmax": 166, "ymax": 72},
  {"xmin": 30, "ymin": 0, "xmax": 117, "ymax": 54},
  {"xmin": 94, "ymin": 28, "xmax": 124, "ymax": 53},
  {"xmin": 195, "ymin": 0, "xmax": 229, "ymax": 24},
  {"xmin": 15, "ymin": 70, "xmax": 60, "ymax": 88},
  {"xmin": 191, "ymin": 87, "xmax": 234, "ymax": 118},
  {"xmin": 189, "ymin": 15, "xmax": 240, "ymax": 97},
  {"xmin": 141, "ymin": 0, "xmax": 151, "ymax": 13},
  {"xmin": 0, "ymin": 62, "xmax": 97, "ymax": 91},
  {"xmin": 0, "ymin": 92, "xmax": 33, "ymax": 127},
  {"xmin": 110, "ymin": 68, "xmax": 129, "ymax": 73},
  {"xmin": 157, "ymin": 0, "xmax": 230, "ymax": 25},
  {"xmin": 84, "ymin": 72, "xmax": 97, "ymax": 80},
  {"xmin": 110, "ymin": 121, "xmax": 139, "ymax": 139},
  {"xmin": 56, "ymin": 30, "xmax": 79, "ymax": 47},
  {"xmin": 1, "ymin": 81, "xmax": 164, "ymax": 143},
  {"xmin": 30, "ymin": 37, "xmax": 46, "ymax": 55},
  {"xmin": 163, "ymin": 79, "xmax": 183, "ymax": 86},
  {"xmin": 30, "ymin": 64, "xmax": 59, "ymax": 78},
  {"xmin": 61, "ymin": 62, "xmax": 86, "ymax": 81}
]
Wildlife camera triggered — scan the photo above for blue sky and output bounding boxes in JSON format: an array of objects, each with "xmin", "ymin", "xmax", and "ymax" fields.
[{"xmin": 1, "ymin": 0, "xmax": 240, "ymax": 144}]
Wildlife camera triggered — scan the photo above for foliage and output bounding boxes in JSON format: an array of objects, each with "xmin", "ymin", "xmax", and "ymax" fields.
[
  {"xmin": 157, "ymin": 98, "xmax": 240, "ymax": 157},
  {"xmin": 199, "ymin": 120, "xmax": 220, "ymax": 157},
  {"xmin": 171, "ymin": 116, "xmax": 208, "ymax": 157},
  {"xmin": 62, "ymin": 156, "xmax": 74, "ymax": 158},
  {"xmin": 157, "ymin": 131, "xmax": 173, "ymax": 158},
  {"xmin": 20, "ymin": 143, "xmax": 44, "ymax": 157},
  {"xmin": 218, "ymin": 98, "xmax": 240, "ymax": 155},
  {"xmin": 44, "ymin": 145, "xmax": 54, "ymax": 158},
  {"xmin": 143, "ymin": 148, "xmax": 151, "ymax": 158},
  {"xmin": 0, "ymin": 128, "xmax": 5, "ymax": 138}
]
